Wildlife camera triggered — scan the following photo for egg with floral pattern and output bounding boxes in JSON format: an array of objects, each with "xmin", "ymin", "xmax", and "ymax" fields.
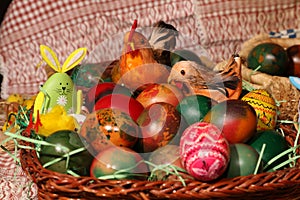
[{"xmin": 179, "ymin": 122, "xmax": 230, "ymax": 181}]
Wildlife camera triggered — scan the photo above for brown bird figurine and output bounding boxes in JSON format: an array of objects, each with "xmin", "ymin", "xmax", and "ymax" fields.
[{"xmin": 168, "ymin": 55, "xmax": 242, "ymax": 102}]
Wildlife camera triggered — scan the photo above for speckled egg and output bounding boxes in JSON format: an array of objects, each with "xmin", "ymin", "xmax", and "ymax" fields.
[
  {"xmin": 80, "ymin": 108, "xmax": 140, "ymax": 154},
  {"xmin": 179, "ymin": 122, "xmax": 230, "ymax": 181},
  {"xmin": 242, "ymin": 89, "xmax": 277, "ymax": 131},
  {"xmin": 247, "ymin": 42, "xmax": 289, "ymax": 76}
]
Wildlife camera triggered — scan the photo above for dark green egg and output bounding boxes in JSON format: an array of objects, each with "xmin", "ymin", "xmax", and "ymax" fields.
[
  {"xmin": 247, "ymin": 42, "xmax": 289, "ymax": 76},
  {"xmin": 176, "ymin": 95, "xmax": 212, "ymax": 125},
  {"xmin": 39, "ymin": 130, "xmax": 94, "ymax": 176},
  {"xmin": 71, "ymin": 62, "xmax": 112, "ymax": 88},
  {"xmin": 224, "ymin": 143, "xmax": 263, "ymax": 178},
  {"xmin": 170, "ymin": 49, "xmax": 203, "ymax": 66},
  {"xmin": 247, "ymin": 129, "xmax": 289, "ymax": 171}
]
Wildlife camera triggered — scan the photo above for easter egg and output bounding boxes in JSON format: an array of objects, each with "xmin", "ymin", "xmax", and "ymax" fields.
[
  {"xmin": 224, "ymin": 143, "xmax": 262, "ymax": 178},
  {"xmin": 71, "ymin": 62, "xmax": 113, "ymax": 88},
  {"xmin": 179, "ymin": 122, "xmax": 230, "ymax": 181},
  {"xmin": 148, "ymin": 145, "xmax": 194, "ymax": 181},
  {"xmin": 242, "ymin": 89, "xmax": 277, "ymax": 131},
  {"xmin": 79, "ymin": 108, "xmax": 140, "ymax": 154},
  {"xmin": 85, "ymin": 82, "xmax": 131, "ymax": 112},
  {"xmin": 136, "ymin": 83, "xmax": 184, "ymax": 108},
  {"xmin": 247, "ymin": 129, "xmax": 289, "ymax": 171},
  {"xmin": 176, "ymin": 95, "xmax": 212, "ymax": 125},
  {"xmin": 94, "ymin": 94, "xmax": 144, "ymax": 122},
  {"xmin": 90, "ymin": 146, "xmax": 148, "ymax": 179},
  {"xmin": 247, "ymin": 42, "xmax": 289, "ymax": 76},
  {"xmin": 203, "ymin": 99, "xmax": 257, "ymax": 143},
  {"xmin": 39, "ymin": 130, "xmax": 93, "ymax": 176},
  {"xmin": 136, "ymin": 102, "xmax": 188, "ymax": 153},
  {"xmin": 287, "ymin": 44, "xmax": 300, "ymax": 77},
  {"xmin": 170, "ymin": 49, "xmax": 203, "ymax": 66}
]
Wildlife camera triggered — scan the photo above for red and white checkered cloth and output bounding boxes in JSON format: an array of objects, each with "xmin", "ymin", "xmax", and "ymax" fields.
[
  {"xmin": 1, "ymin": 0, "xmax": 300, "ymax": 99},
  {"xmin": 0, "ymin": 151, "xmax": 38, "ymax": 200},
  {"xmin": 0, "ymin": 0, "xmax": 197, "ymax": 99}
]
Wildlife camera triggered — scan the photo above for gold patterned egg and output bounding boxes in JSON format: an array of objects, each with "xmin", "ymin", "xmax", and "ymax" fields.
[{"xmin": 242, "ymin": 89, "xmax": 277, "ymax": 131}]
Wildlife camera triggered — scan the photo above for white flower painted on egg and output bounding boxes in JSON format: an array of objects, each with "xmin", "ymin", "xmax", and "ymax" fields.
[{"xmin": 57, "ymin": 95, "xmax": 68, "ymax": 106}]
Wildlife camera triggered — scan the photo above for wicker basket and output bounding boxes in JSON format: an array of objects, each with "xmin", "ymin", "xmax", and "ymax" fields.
[
  {"xmin": 0, "ymin": 100, "xmax": 19, "ymax": 151},
  {"xmin": 18, "ymin": 34, "xmax": 300, "ymax": 199},
  {"xmin": 19, "ymin": 124, "xmax": 300, "ymax": 200}
]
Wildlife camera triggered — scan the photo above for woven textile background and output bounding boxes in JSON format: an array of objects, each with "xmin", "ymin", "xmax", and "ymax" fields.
[
  {"xmin": 0, "ymin": 0, "xmax": 299, "ymax": 98},
  {"xmin": 194, "ymin": 0, "xmax": 300, "ymax": 61}
]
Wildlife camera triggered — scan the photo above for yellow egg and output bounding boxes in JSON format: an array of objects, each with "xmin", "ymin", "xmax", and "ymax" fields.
[{"xmin": 242, "ymin": 89, "xmax": 277, "ymax": 131}]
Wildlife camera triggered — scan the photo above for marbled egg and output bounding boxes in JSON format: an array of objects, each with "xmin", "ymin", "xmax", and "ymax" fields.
[
  {"xmin": 242, "ymin": 89, "xmax": 277, "ymax": 131},
  {"xmin": 179, "ymin": 122, "xmax": 230, "ymax": 181}
]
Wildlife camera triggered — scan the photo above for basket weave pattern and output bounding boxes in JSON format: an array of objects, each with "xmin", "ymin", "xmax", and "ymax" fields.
[{"xmin": 19, "ymin": 124, "xmax": 300, "ymax": 200}]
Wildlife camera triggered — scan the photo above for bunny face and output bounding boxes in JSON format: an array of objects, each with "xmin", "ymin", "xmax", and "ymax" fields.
[{"xmin": 42, "ymin": 73, "xmax": 75, "ymax": 112}]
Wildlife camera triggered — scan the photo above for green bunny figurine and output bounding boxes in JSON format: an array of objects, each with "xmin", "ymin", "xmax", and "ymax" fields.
[{"xmin": 33, "ymin": 45, "xmax": 87, "ymax": 118}]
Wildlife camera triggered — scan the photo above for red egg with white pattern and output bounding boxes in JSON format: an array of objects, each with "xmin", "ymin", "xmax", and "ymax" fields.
[{"xmin": 179, "ymin": 122, "xmax": 230, "ymax": 181}]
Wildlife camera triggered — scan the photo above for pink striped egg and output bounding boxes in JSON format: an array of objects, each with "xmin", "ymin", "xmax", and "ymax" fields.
[{"xmin": 179, "ymin": 122, "xmax": 230, "ymax": 181}]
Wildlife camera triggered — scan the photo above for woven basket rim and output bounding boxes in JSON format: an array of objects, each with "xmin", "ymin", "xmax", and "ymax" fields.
[{"xmin": 20, "ymin": 125, "xmax": 300, "ymax": 200}]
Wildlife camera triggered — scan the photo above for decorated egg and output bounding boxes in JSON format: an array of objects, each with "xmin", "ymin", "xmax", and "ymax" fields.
[
  {"xmin": 136, "ymin": 102, "xmax": 188, "ymax": 153},
  {"xmin": 39, "ymin": 130, "xmax": 93, "ymax": 176},
  {"xmin": 203, "ymin": 99, "xmax": 257, "ymax": 143},
  {"xmin": 90, "ymin": 146, "xmax": 148, "ymax": 179},
  {"xmin": 247, "ymin": 42, "xmax": 289, "ymax": 76},
  {"xmin": 176, "ymin": 95, "xmax": 212, "ymax": 125},
  {"xmin": 179, "ymin": 122, "xmax": 230, "ymax": 181},
  {"xmin": 148, "ymin": 145, "xmax": 194, "ymax": 181},
  {"xmin": 247, "ymin": 129, "xmax": 289, "ymax": 171},
  {"xmin": 80, "ymin": 108, "xmax": 140, "ymax": 154},
  {"xmin": 242, "ymin": 89, "xmax": 277, "ymax": 131},
  {"xmin": 224, "ymin": 143, "xmax": 262, "ymax": 178},
  {"xmin": 136, "ymin": 83, "xmax": 184, "ymax": 108}
]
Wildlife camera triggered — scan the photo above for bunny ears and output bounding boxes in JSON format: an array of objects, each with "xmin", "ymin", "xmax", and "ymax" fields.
[{"xmin": 40, "ymin": 45, "xmax": 87, "ymax": 73}]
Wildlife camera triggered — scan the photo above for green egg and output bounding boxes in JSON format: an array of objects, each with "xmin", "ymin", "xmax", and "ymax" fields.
[
  {"xmin": 176, "ymin": 95, "xmax": 212, "ymax": 125},
  {"xmin": 224, "ymin": 143, "xmax": 263, "ymax": 178},
  {"xmin": 247, "ymin": 42, "xmax": 289, "ymax": 76},
  {"xmin": 247, "ymin": 129, "xmax": 289, "ymax": 171},
  {"xmin": 170, "ymin": 49, "xmax": 203, "ymax": 66},
  {"xmin": 39, "ymin": 130, "xmax": 94, "ymax": 176}
]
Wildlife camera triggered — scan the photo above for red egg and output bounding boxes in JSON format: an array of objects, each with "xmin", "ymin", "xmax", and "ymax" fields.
[
  {"xmin": 85, "ymin": 82, "xmax": 131, "ymax": 112},
  {"xmin": 136, "ymin": 83, "xmax": 184, "ymax": 108},
  {"xmin": 179, "ymin": 122, "xmax": 230, "ymax": 181},
  {"xmin": 203, "ymin": 99, "xmax": 257, "ymax": 144},
  {"xmin": 136, "ymin": 102, "xmax": 188, "ymax": 153},
  {"xmin": 94, "ymin": 94, "xmax": 144, "ymax": 122},
  {"xmin": 90, "ymin": 146, "xmax": 148, "ymax": 179},
  {"xmin": 287, "ymin": 45, "xmax": 300, "ymax": 77}
]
